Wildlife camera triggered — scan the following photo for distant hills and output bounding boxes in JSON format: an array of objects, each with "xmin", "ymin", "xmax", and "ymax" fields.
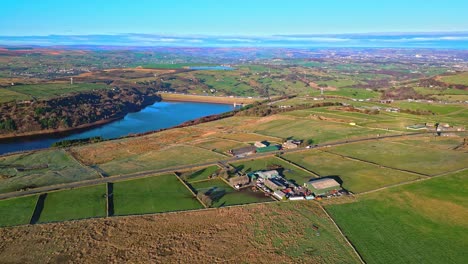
[{"xmin": 1, "ymin": 32, "xmax": 468, "ymax": 48}]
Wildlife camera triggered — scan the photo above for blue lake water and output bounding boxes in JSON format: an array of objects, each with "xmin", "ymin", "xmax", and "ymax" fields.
[{"xmin": 0, "ymin": 101, "xmax": 235, "ymax": 155}]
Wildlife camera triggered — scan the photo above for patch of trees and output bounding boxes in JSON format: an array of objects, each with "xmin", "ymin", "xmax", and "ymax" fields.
[
  {"xmin": 0, "ymin": 118, "xmax": 16, "ymax": 131},
  {"xmin": 400, "ymin": 109, "xmax": 434, "ymax": 115},
  {"xmin": 0, "ymin": 86, "xmax": 162, "ymax": 135},
  {"xmin": 51, "ymin": 136, "xmax": 104, "ymax": 148},
  {"xmin": 382, "ymin": 87, "xmax": 429, "ymax": 100},
  {"xmin": 236, "ymin": 101, "xmax": 342, "ymax": 117},
  {"xmin": 419, "ymin": 78, "xmax": 468, "ymax": 90}
]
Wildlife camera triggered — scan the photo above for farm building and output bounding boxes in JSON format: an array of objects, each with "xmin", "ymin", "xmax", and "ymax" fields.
[
  {"xmin": 264, "ymin": 178, "xmax": 287, "ymax": 191},
  {"xmin": 254, "ymin": 141, "xmax": 270, "ymax": 148},
  {"xmin": 282, "ymin": 139, "xmax": 302, "ymax": 149},
  {"xmin": 256, "ymin": 145, "xmax": 280, "ymax": 153},
  {"xmin": 250, "ymin": 170, "xmax": 280, "ymax": 180},
  {"xmin": 406, "ymin": 124, "xmax": 427, "ymax": 130},
  {"xmin": 229, "ymin": 175, "xmax": 250, "ymax": 186},
  {"xmin": 273, "ymin": 190, "xmax": 287, "ymax": 200},
  {"xmin": 304, "ymin": 178, "xmax": 341, "ymax": 196},
  {"xmin": 230, "ymin": 146, "xmax": 256, "ymax": 157}
]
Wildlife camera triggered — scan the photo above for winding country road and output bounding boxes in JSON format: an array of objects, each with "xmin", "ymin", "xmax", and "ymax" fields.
[{"xmin": 0, "ymin": 131, "xmax": 463, "ymax": 201}]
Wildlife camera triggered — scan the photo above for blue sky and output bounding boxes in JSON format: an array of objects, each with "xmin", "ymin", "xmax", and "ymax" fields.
[{"xmin": 1, "ymin": 0, "xmax": 467, "ymax": 36}]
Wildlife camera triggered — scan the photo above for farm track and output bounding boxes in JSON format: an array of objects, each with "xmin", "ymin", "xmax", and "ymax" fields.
[{"xmin": 0, "ymin": 131, "xmax": 463, "ymax": 201}]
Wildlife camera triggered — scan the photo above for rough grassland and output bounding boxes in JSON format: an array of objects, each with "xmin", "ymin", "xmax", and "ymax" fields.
[
  {"xmin": 283, "ymin": 150, "xmax": 420, "ymax": 193},
  {"xmin": 113, "ymin": 174, "xmax": 203, "ymax": 215},
  {"xmin": 0, "ymin": 88, "xmax": 31, "ymax": 103},
  {"xmin": 38, "ymin": 185, "xmax": 107, "ymax": 223},
  {"xmin": 326, "ymin": 171, "xmax": 468, "ymax": 264},
  {"xmin": 190, "ymin": 178, "xmax": 273, "ymax": 207},
  {"xmin": 0, "ymin": 195, "xmax": 37, "ymax": 227},
  {"xmin": 440, "ymin": 72, "xmax": 468, "ymax": 86},
  {"xmin": 0, "ymin": 202, "xmax": 360, "ymax": 263},
  {"xmin": 192, "ymin": 138, "xmax": 248, "ymax": 153},
  {"xmin": 72, "ymin": 127, "xmax": 206, "ymax": 165},
  {"xmin": 330, "ymin": 140, "xmax": 467, "ymax": 175},
  {"xmin": 0, "ymin": 150, "xmax": 100, "ymax": 194},
  {"xmin": 98, "ymin": 145, "xmax": 225, "ymax": 176}
]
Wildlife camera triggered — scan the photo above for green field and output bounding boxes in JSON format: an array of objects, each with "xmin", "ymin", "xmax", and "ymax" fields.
[
  {"xmin": 193, "ymin": 138, "xmax": 248, "ymax": 153},
  {"xmin": 0, "ymin": 88, "xmax": 31, "ymax": 103},
  {"xmin": 439, "ymin": 72, "xmax": 468, "ymax": 86},
  {"xmin": 230, "ymin": 156, "xmax": 315, "ymax": 185},
  {"xmin": 283, "ymin": 150, "xmax": 420, "ymax": 193},
  {"xmin": 190, "ymin": 178, "xmax": 273, "ymax": 207},
  {"xmin": 98, "ymin": 145, "xmax": 225, "ymax": 175},
  {"xmin": 330, "ymin": 140, "xmax": 467, "ymax": 176},
  {"xmin": 253, "ymin": 202, "xmax": 361, "ymax": 263},
  {"xmin": 38, "ymin": 185, "xmax": 107, "ymax": 223},
  {"xmin": 113, "ymin": 174, "xmax": 203, "ymax": 215},
  {"xmin": 309, "ymin": 88, "xmax": 380, "ymax": 99},
  {"xmin": 6, "ymin": 83, "xmax": 110, "ymax": 99},
  {"xmin": 0, "ymin": 150, "xmax": 101, "ymax": 194},
  {"xmin": 252, "ymin": 117, "xmax": 381, "ymax": 144},
  {"xmin": 180, "ymin": 165, "xmax": 220, "ymax": 183},
  {"xmin": 0, "ymin": 195, "xmax": 37, "ymax": 227},
  {"xmin": 326, "ymin": 171, "xmax": 468, "ymax": 264}
]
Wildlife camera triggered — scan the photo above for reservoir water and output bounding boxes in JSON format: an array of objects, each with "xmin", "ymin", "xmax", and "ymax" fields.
[{"xmin": 0, "ymin": 101, "xmax": 235, "ymax": 155}]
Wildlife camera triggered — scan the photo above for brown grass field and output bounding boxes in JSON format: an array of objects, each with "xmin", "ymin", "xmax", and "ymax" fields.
[{"xmin": 0, "ymin": 202, "xmax": 360, "ymax": 263}]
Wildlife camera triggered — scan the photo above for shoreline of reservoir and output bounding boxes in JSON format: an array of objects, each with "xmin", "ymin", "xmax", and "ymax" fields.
[
  {"xmin": 160, "ymin": 93, "xmax": 259, "ymax": 105},
  {"xmin": 0, "ymin": 101, "xmax": 236, "ymax": 155}
]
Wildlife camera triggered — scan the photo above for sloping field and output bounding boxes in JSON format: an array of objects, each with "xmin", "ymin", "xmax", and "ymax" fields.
[
  {"xmin": 6, "ymin": 83, "xmax": 110, "ymax": 99},
  {"xmin": 192, "ymin": 138, "xmax": 249, "ymax": 153},
  {"xmin": 0, "ymin": 150, "xmax": 100, "ymax": 194},
  {"xmin": 38, "ymin": 185, "xmax": 107, "ymax": 223},
  {"xmin": 72, "ymin": 127, "xmax": 205, "ymax": 165},
  {"xmin": 113, "ymin": 174, "xmax": 203, "ymax": 215},
  {"xmin": 0, "ymin": 202, "xmax": 360, "ymax": 263},
  {"xmin": 330, "ymin": 140, "xmax": 467, "ymax": 176},
  {"xmin": 0, "ymin": 88, "xmax": 31, "ymax": 103},
  {"xmin": 98, "ymin": 145, "xmax": 225, "ymax": 176},
  {"xmin": 326, "ymin": 170, "xmax": 468, "ymax": 264},
  {"xmin": 0, "ymin": 195, "xmax": 37, "ymax": 227},
  {"xmin": 252, "ymin": 117, "xmax": 380, "ymax": 144},
  {"xmin": 283, "ymin": 150, "xmax": 420, "ymax": 193}
]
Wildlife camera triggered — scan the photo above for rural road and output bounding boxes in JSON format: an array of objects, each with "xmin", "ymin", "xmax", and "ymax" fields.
[{"xmin": 0, "ymin": 131, "xmax": 462, "ymax": 201}]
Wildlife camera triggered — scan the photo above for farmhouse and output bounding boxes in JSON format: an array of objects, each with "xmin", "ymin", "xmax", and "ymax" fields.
[
  {"xmin": 406, "ymin": 124, "xmax": 427, "ymax": 130},
  {"xmin": 254, "ymin": 141, "xmax": 270, "ymax": 148},
  {"xmin": 304, "ymin": 178, "xmax": 341, "ymax": 196},
  {"xmin": 229, "ymin": 175, "xmax": 250, "ymax": 187},
  {"xmin": 230, "ymin": 146, "xmax": 256, "ymax": 157},
  {"xmin": 282, "ymin": 139, "xmax": 302, "ymax": 149}
]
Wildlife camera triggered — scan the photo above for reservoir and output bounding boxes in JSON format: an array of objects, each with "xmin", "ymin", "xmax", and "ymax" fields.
[{"xmin": 0, "ymin": 101, "xmax": 235, "ymax": 155}]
